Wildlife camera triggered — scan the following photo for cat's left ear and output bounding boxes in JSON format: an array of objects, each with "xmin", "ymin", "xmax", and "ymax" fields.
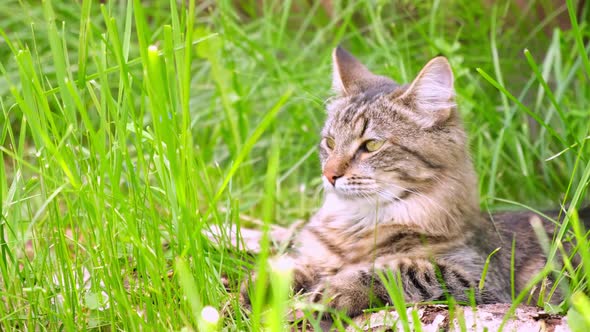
[{"xmin": 396, "ymin": 57, "xmax": 456, "ymax": 128}]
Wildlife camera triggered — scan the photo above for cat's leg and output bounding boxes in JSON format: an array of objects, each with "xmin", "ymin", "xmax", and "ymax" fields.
[
  {"xmin": 240, "ymin": 255, "xmax": 319, "ymax": 306},
  {"xmin": 311, "ymin": 267, "xmax": 391, "ymax": 318},
  {"xmin": 314, "ymin": 259, "xmax": 487, "ymax": 317}
]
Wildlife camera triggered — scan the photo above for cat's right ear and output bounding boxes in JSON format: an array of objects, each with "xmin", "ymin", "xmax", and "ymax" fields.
[{"xmin": 332, "ymin": 46, "xmax": 383, "ymax": 96}]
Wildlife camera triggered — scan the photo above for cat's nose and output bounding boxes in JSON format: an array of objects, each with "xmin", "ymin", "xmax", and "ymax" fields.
[{"xmin": 323, "ymin": 168, "xmax": 343, "ymax": 186}]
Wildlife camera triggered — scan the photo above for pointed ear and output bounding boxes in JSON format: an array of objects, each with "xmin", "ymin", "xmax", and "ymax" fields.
[
  {"xmin": 332, "ymin": 46, "xmax": 391, "ymax": 96},
  {"xmin": 397, "ymin": 57, "xmax": 455, "ymax": 127}
]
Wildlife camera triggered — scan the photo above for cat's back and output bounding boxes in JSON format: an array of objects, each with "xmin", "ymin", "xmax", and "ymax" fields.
[
  {"xmin": 490, "ymin": 207, "xmax": 590, "ymax": 244},
  {"xmin": 487, "ymin": 207, "xmax": 590, "ymax": 299}
]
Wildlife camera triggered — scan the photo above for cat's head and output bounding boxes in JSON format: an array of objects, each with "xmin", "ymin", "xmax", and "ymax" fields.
[{"xmin": 320, "ymin": 47, "xmax": 475, "ymax": 207}]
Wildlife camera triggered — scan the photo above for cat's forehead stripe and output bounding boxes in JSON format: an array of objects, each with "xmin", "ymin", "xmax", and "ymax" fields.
[
  {"xmin": 359, "ymin": 118, "xmax": 370, "ymax": 137},
  {"xmin": 338, "ymin": 97, "xmax": 374, "ymax": 128},
  {"xmin": 339, "ymin": 102, "xmax": 360, "ymax": 124}
]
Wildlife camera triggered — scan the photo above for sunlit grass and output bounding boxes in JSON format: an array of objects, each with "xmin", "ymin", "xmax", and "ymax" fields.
[{"xmin": 0, "ymin": 0, "xmax": 589, "ymax": 330}]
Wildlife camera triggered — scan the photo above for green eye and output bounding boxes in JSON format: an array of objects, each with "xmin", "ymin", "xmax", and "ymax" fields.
[
  {"xmin": 364, "ymin": 139, "xmax": 384, "ymax": 152},
  {"xmin": 325, "ymin": 137, "xmax": 336, "ymax": 149}
]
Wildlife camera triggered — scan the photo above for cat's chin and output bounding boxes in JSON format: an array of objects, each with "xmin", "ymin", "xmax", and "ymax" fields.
[
  {"xmin": 334, "ymin": 191, "xmax": 377, "ymax": 201},
  {"xmin": 323, "ymin": 184, "xmax": 403, "ymax": 204},
  {"xmin": 326, "ymin": 187, "xmax": 403, "ymax": 206},
  {"xmin": 322, "ymin": 176, "xmax": 410, "ymax": 205}
]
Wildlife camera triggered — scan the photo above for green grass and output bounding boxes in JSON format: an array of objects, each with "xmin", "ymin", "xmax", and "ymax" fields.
[{"xmin": 0, "ymin": 0, "xmax": 589, "ymax": 330}]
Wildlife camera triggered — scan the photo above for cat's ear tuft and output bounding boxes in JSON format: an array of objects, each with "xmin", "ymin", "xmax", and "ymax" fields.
[
  {"xmin": 332, "ymin": 46, "xmax": 383, "ymax": 96},
  {"xmin": 398, "ymin": 57, "xmax": 456, "ymax": 127}
]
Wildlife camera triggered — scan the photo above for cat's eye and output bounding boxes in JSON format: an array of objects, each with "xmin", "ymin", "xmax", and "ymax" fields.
[
  {"xmin": 364, "ymin": 139, "xmax": 384, "ymax": 152},
  {"xmin": 325, "ymin": 137, "xmax": 336, "ymax": 150}
]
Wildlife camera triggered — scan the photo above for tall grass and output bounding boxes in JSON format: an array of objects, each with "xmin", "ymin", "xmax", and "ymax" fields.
[{"xmin": 0, "ymin": 0, "xmax": 588, "ymax": 330}]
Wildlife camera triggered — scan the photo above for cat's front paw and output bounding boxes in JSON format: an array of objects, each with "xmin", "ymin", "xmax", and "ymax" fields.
[
  {"xmin": 240, "ymin": 257, "xmax": 315, "ymax": 309},
  {"xmin": 313, "ymin": 269, "xmax": 374, "ymax": 318}
]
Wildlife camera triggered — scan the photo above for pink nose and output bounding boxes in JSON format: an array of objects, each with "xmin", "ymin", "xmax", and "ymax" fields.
[{"xmin": 323, "ymin": 168, "xmax": 343, "ymax": 186}]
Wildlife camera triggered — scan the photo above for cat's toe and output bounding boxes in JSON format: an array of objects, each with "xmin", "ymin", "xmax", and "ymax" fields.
[{"xmin": 314, "ymin": 276, "xmax": 368, "ymax": 317}]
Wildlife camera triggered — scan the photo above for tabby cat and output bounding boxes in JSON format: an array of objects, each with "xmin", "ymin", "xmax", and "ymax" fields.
[{"xmin": 244, "ymin": 47, "xmax": 589, "ymax": 318}]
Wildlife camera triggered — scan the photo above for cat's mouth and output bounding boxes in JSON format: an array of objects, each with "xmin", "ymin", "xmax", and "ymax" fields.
[{"xmin": 325, "ymin": 176, "xmax": 410, "ymax": 202}]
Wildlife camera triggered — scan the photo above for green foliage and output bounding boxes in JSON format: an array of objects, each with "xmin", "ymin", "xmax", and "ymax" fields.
[{"xmin": 0, "ymin": 0, "xmax": 588, "ymax": 330}]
